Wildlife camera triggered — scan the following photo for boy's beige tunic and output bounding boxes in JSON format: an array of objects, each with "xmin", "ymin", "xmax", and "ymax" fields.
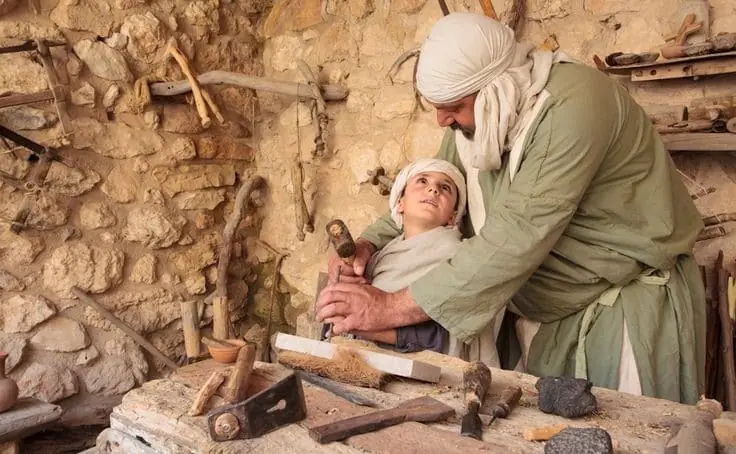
[{"xmin": 360, "ymin": 63, "xmax": 706, "ymax": 404}]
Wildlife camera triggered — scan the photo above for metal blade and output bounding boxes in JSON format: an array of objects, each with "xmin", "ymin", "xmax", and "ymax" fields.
[
  {"xmin": 460, "ymin": 409, "xmax": 483, "ymax": 440},
  {"xmin": 298, "ymin": 371, "xmax": 378, "ymax": 407}
]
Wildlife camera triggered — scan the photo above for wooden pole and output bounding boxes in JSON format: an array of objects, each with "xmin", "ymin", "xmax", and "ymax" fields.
[
  {"xmin": 716, "ymin": 252, "xmax": 736, "ymax": 410},
  {"xmin": 180, "ymin": 301, "xmax": 201, "ymax": 361},
  {"xmin": 223, "ymin": 343, "xmax": 256, "ymax": 404},
  {"xmin": 71, "ymin": 287, "xmax": 179, "ymax": 370}
]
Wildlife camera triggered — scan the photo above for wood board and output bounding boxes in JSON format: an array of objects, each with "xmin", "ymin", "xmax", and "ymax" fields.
[
  {"xmin": 274, "ymin": 332, "xmax": 442, "ymax": 383},
  {"xmin": 0, "ymin": 398, "xmax": 63, "ymax": 443}
]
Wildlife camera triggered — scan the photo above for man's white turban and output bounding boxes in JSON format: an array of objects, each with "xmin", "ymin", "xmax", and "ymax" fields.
[
  {"xmin": 389, "ymin": 158, "xmax": 467, "ymax": 229},
  {"xmin": 416, "ymin": 12, "xmax": 571, "ymax": 173}
]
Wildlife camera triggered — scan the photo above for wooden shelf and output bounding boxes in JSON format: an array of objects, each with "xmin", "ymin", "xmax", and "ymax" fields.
[
  {"xmin": 602, "ymin": 51, "xmax": 736, "ymax": 82},
  {"xmin": 661, "ymin": 133, "xmax": 736, "ymax": 151}
]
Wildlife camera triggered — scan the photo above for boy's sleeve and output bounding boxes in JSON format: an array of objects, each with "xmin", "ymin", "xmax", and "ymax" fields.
[
  {"xmin": 394, "ymin": 321, "xmax": 449, "ymax": 354},
  {"xmin": 359, "ymin": 129, "xmax": 462, "ymax": 249}
]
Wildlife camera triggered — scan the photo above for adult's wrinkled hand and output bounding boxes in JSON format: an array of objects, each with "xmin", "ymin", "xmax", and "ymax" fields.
[
  {"xmin": 315, "ymin": 282, "xmax": 391, "ymax": 335},
  {"xmin": 327, "ymin": 239, "xmax": 376, "ymax": 284}
]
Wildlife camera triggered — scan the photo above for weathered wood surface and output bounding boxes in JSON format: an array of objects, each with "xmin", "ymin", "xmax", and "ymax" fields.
[
  {"xmin": 0, "ymin": 398, "xmax": 63, "ymax": 443},
  {"xmin": 106, "ymin": 338, "xmax": 721, "ymax": 453}
]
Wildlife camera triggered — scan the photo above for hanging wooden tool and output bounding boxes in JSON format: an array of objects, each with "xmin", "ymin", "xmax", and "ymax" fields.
[{"xmin": 479, "ymin": 0, "xmax": 499, "ymax": 20}]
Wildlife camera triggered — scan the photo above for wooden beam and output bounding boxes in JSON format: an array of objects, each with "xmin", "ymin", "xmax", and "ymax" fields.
[
  {"xmin": 0, "ymin": 399, "xmax": 63, "ymax": 444},
  {"xmin": 0, "ymin": 90, "xmax": 55, "ymax": 109},
  {"xmin": 661, "ymin": 133, "xmax": 736, "ymax": 151},
  {"xmin": 274, "ymin": 333, "xmax": 442, "ymax": 383}
]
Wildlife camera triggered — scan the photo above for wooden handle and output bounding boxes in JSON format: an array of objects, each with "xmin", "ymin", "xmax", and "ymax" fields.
[
  {"xmin": 478, "ymin": 0, "xmax": 498, "ymax": 20},
  {"xmin": 223, "ymin": 344, "xmax": 257, "ymax": 404},
  {"xmin": 180, "ymin": 301, "xmax": 201, "ymax": 359},
  {"xmin": 523, "ymin": 424, "xmax": 568, "ymax": 441},
  {"xmin": 188, "ymin": 369, "xmax": 228, "ymax": 416},
  {"xmin": 495, "ymin": 386, "xmax": 522, "ymax": 418},
  {"xmin": 325, "ymin": 219, "xmax": 356, "ymax": 263}
]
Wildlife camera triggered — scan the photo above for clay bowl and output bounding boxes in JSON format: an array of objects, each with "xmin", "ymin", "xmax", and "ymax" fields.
[{"xmin": 207, "ymin": 339, "xmax": 246, "ymax": 363}]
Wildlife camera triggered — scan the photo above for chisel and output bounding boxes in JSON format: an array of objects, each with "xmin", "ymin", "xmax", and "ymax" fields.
[{"xmin": 298, "ymin": 371, "xmax": 378, "ymax": 407}]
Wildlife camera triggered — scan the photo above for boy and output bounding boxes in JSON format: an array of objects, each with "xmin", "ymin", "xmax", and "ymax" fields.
[{"xmin": 349, "ymin": 158, "xmax": 467, "ymax": 354}]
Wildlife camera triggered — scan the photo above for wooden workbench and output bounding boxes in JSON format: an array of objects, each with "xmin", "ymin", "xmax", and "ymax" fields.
[{"xmin": 97, "ymin": 341, "xmax": 725, "ymax": 454}]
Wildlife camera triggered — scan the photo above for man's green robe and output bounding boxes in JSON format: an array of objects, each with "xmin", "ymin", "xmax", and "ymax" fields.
[{"xmin": 360, "ymin": 62, "xmax": 706, "ymax": 404}]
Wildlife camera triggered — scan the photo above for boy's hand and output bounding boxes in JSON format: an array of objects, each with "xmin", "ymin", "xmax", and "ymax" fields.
[{"xmin": 327, "ymin": 239, "xmax": 375, "ymax": 284}]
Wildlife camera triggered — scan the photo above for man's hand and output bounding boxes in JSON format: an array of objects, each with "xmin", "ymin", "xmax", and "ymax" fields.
[
  {"xmin": 327, "ymin": 238, "xmax": 376, "ymax": 284},
  {"xmin": 316, "ymin": 285, "xmax": 429, "ymax": 335}
]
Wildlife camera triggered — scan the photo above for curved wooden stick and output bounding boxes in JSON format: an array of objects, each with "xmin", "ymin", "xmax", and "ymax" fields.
[{"xmin": 166, "ymin": 43, "xmax": 211, "ymax": 128}]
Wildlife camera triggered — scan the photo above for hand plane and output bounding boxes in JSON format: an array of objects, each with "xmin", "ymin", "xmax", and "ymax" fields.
[{"xmin": 206, "ymin": 372, "xmax": 307, "ymax": 441}]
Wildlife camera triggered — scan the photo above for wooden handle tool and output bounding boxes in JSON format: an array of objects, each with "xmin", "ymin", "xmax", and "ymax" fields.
[
  {"xmin": 460, "ymin": 361, "xmax": 492, "ymax": 440},
  {"xmin": 223, "ymin": 343, "xmax": 257, "ymax": 404}
]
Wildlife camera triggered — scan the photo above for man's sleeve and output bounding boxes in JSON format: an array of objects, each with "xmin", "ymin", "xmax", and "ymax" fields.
[
  {"xmin": 359, "ymin": 129, "xmax": 461, "ymax": 249},
  {"xmin": 409, "ymin": 97, "xmax": 612, "ymax": 341},
  {"xmin": 394, "ymin": 321, "xmax": 449, "ymax": 354}
]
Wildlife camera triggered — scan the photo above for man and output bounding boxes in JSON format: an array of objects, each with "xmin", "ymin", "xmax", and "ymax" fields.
[{"xmin": 316, "ymin": 12, "xmax": 705, "ymax": 404}]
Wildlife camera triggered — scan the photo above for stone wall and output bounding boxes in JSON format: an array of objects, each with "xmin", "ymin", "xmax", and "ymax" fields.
[
  {"xmin": 1, "ymin": 0, "xmax": 735, "ymax": 426},
  {"xmin": 0, "ymin": 0, "xmax": 270, "ymax": 423}
]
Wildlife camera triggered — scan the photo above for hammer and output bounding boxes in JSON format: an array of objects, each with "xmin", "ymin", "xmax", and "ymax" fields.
[
  {"xmin": 322, "ymin": 219, "xmax": 357, "ymax": 340},
  {"xmin": 367, "ymin": 167, "xmax": 394, "ymax": 196}
]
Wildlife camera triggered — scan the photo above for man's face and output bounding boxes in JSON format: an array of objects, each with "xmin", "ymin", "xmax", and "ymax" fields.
[
  {"xmin": 397, "ymin": 171, "xmax": 458, "ymax": 231},
  {"xmin": 430, "ymin": 93, "xmax": 477, "ymax": 140}
]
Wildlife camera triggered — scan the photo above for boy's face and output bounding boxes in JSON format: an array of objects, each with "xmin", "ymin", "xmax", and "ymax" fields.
[{"xmin": 397, "ymin": 171, "xmax": 458, "ymax": 231}]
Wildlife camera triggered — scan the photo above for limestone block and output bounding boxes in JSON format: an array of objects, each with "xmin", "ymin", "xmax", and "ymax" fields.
[
  {"xmin": 173, "ymin": 189, "xmax": 226, "ymax": 210},
  {"xmin": 84, "ymin": 289, "xmax": 181, "ymax": 334},
  {"xmin": 183, "ymin": 272, "xmax": 206, "ymax": 295},
  {"xmin": 105, "ymin": 33, "xmax": 128, "ymax": 50},
  {"xmin": 0, "ymin": 336, "xmax": 27, "ymax": 374},
  {"xmin": 182, "ymin": 0, "xmax": 220, "ymax": 41},
  {"xmin": 169, "ymin": 137, "xmax": 197, "ymax": 161},
  {"xmin": 72, "ymin": 39, "xmax": 131, "ymax": 81},
  {"xmin": 143, "ymin": 188, "xmax": 165, "ymax": 205},
  {"xmin": 347, "ymin": 141, "xmax": 380, "ymax": 184},
  {"xmin": 51, "ymin": 0, "xmax": 113, "ymax": 36},
  {"xmin": 268, "ymin": 35, "xmax": 306, "ymax": 72},
  {"xmin": 0, "ymin": 0, "xmax": 19, "ymax": 16},
  {"xmin": 103, "ymin": 166, "xmax": 140, "ymax": 203},
  {"xmin": 527, "ymin": 0, "xmax": 572, "ymax": 20},
  {"xmin": 0, "ymin": 295, "xmax": 56, "ymax": 333},
  {"xmin": 130, "ymin": 254, "xmax": 157, "ymax": 284},
  {"xmin": 584, "ymin": 0, "xmax": 654, "ymax": 16},
  {"xmin": 262, "ymin": 0, "xmax": 323, "ymax": 38},
  {"xmin": 170, "ymin": 232, "xmax": 219, "ymax": 272},
  {"xmin": 160, "ymin": 104, "xmax": 206, "ymax": 134},
  {"xmin": 76, "ymin": 346, "xmax": 100, "ymax": 366},
  {"xmin": 71, "ymin": 82, "xmax": 95, "ymax": 106},
  {"xmin": 104, "ymin": 338, "xmax": 148, "ymax": 386},
  {"xmin": 253, "ymin": 289, "xmax": 284, "ymax": 324},
  {"xmin": 44, "ymin": 161, "xmax": 101, "ymax": 196},
  {"xmin": 25, "ymin": 196, "xmax": 68, "ymax": 231},
  {"xmin": 0, "ymin": 55, "xmax": 47, "ymax": 96},
  {"xmin": 279, "ymin": 101, "xmax": 313, "ymax": 127},
  {"xmin": 161, "ymin": 164, "xmax": 236, "ymax": 197},
  {"xmin": 0, "ymin": 20, "xmax": 63, "ymax": 42},
  {"xmin": 72, "ymin": 118, "xmax": 163, "ymax": 159},
  {"xmin": 82, "ymin": 357, "xmax": 136, "ymax": 396},
  {"xmin": 42, "ymin": 242, "xmax": 125, "ymax": 299},
  {"xmin": 374, "ymin": 85, "xmax": 415, "ymax": 120},
  {"xmin": 196, "ymin": 137, "xmax": 256, "ymax": 160},
  {"xmin": 316, "ymin": 21, "xmax": 359, "ymax": 64},
  {"xmin": 0, "ymin": 269, "xmax": 24, "ymax": 291},
  {"xmin": 102, "ymin": 84, "xmax": 121, "ymax": 109},
  {"xmin": 611, "ymin": 15, "xmax": 665, "ymax": 53},
  {"xmin": 0, "ymin": 151, "xmax": 29, "ymax": 179},
  {"xmin": 17, "ymin": 363, "xmax": 79, "ymax": 403},
  {"xmin": 66, "ymin": 54, "xmax": 83, "ymax": 76},
  {"xmin": 360, "ymin": 21, "xmax": 401, "ymax": 57},
  {"xmin": 115, "ymin": 0, "xmax": 146, "ymax": 9},
  {"xmin": 0, "ymin": 106, "xmax": 57, "ymax": 131},
  {"xmin": 0, "ymin": 227, "xmax": 45, "ymax": 266},
  {"xmin": 31, "ymin": 316, "xmax": 90, "ymax": 352},
  {"xmin": 120, "ymin": 12, "xmax": 166, "ymax": 64},
  {"xmin": 346, "ymin": 90, "xmax": 374, "ymax": 114},
  {"xmin": 379, "ymin": 139, "xmax": 406, "ymax": 173},
  {"xmin": 711, "ymin": 15, "xmax": 736, "ymax": 36},
  {"xmin": 122, "ymin": 206, "xmax": 186, "ymax": 249},
  {"xmin": 390, "ymin": 0, "xmax": 426, "ymax": 13},
  {"xmin": 404, "ymin": 112, "xmax": 445, "ymax": 162},
  {"xmin": 80, "ymin": 202, "xmax": 117, "ymax": 229}
]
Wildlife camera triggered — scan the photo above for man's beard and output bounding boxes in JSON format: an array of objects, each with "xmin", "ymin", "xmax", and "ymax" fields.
[{"xmin": 450, "ymin": 122, "xmax": 475, "ymax": 140}]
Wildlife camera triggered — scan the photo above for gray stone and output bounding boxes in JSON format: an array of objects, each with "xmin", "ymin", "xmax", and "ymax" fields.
[
  {"xmin": 71, "ymin": 117, "xmax": 163, "ymax": 159},
  {"xmin": 82, "ymin": 357, "xmax": 136, "ymax": 396},
  {"xmin": 536, "ymin": 376, "xmax": 598, "ymax": 418},
  {"xmin": 17, "ymin": 363, "xmax": 79, "ymax": 403},
  {"xmin": 0, "ymin": 269, "xmax": 24, "ymax": 291},
  {"xmin": 0, "ymin": 106, "xmax": 57, "ymax": 130},
  {"xmin": 172, "ymin": 189, "xmax": 226, "ymax": 210},
  {"xmin": 42, "ymin": 242, "xmax": 125, "ymax": 299},
  {"xmin": 169, "ymin": 137, "xmax": 197, "ymax": 161},
  {"xmin": 0, "ymin": 295, "xmax": 56, "ymax": 333},
  {"xmin": 130, "ymin": 254, "xmax": 157, "ymax": 284},
  {"xmin": 0, "ymin": 335, "xmax": 28, "ymax": 374},
  {"xmin": 31, "ymin": 316, "xmax": 90, "ymax": 352},
  {"xmin": 122, "ymin": 206, "xmax": 187, "ymax": 249},
  {"xmin": 545, "ymin": 427, "xmax": 613, "ymax": 454},
  {"xmin": 121, "ymin": 13, "xmax": 166, "ymax": 64},
  {"xmin": 44, "ymin": 161, "xmax": 101, "ymax": 196},
  {"xmin": 101, "ymin": 166, "xmax": 137, "ymax": 203},
  {"xmin": 80, "ymin": 202, "xmax": 117, "ymax": 229},
  {"xmin": 72, "ymin": 39, "xmax": 132, "ymax": 82},
  {"xmin": 71, "ymin": 82, "xmax": 95, "ymax": 106},
  {"xmin": 76, "ymin": 345, "xmax": 100, "ymax": 366}
]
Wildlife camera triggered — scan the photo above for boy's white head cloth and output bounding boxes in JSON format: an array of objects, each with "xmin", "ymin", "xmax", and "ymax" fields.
[{"xmin": 389, "ymin": 158, "xmax": 467, "ymax": 229}]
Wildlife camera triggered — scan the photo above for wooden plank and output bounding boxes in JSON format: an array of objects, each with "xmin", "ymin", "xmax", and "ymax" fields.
[
  {"xmin": 630, "ymin": 55, "xmax": 736, "ymax": 82},
  {"xmin": 0, "ymin": 90, "xmax": 55, "ymax": 109},
  {"xmin": 0, "ymin": 398, "xmax": 63, "ymax": 443},
  {"xmin": 603, "ymin": 50, "xmax": 736, "ymax": 73},
  {"xmin": 661, "ymin": 133, "xmax": 736, "ymax": 151},
  {"xmin": 274, "ymin": 333, "xmax": 442, "ymax": 383}
]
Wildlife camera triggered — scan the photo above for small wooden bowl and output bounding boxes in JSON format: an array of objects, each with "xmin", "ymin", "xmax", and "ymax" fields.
[{"xmin": 207, "ymin": 339, "xmax": 245, "ymax": 363}]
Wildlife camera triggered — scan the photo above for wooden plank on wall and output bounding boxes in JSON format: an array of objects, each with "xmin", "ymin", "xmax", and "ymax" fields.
[{"xmin": 661, "ymin": 133, "xmax": 736, "ymax": 152}]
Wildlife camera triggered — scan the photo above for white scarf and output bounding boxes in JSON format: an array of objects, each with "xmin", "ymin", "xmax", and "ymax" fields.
[{"xmin": 416, "ymin": 12, "xmax": 572, "ymax": 177}]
